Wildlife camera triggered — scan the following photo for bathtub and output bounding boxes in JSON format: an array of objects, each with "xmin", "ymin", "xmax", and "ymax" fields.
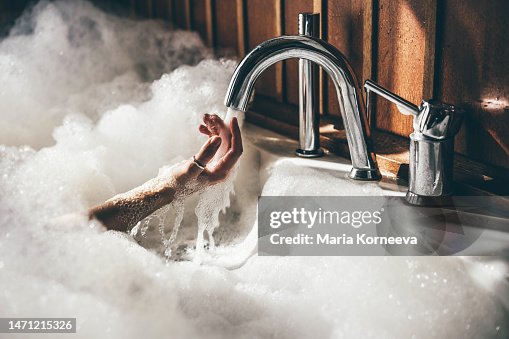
[
  {"xmin": 1, "ymin": 110, "xmax": 508, "ymax": 339},
  {"xmin": 128, "ymin": 120, "xmax": 508, "ymax": 339},
  {"xmin": 163, "ymin": 121, "xmax": 509, "ymax": 339}
]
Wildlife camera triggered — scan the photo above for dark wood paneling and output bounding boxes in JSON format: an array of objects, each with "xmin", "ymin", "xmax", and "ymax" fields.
[
  {"xmin": 0, "ymin": 0, "xmax": 30, "ymax": 34},
  {"xmin": 326, "ymin": 0, "xmax": 366, "ymax": 118},
  {"xmin": 246, "ymin": 0, "xmax": 283, "ymax": 101},
  {"xmin": 134, "ymin": 0, "xmax": 152, "ymax": 17},
  {"xmin": 173, "ymin": 0, "xmax": 191, "ymax": 29},
  {"xmin": 375, "ymin": 0, "xmax": 436, "ymax": 137},
  {"xmin": 152, "ymin": 0, "xmax": 173, "ymax": 20},
  {"xmin": 214, "ymin": 0, "xmax": 240, "ymax": 54},
  {"xmin": 0, "ymin": 0, "xmax": 9, "ymax": 33},
  {"xmin": 191, "ymin": 0, "xmax": 213, "ymax": 46},
  {"xmin": 436, "ymin": 0, "xmax": 509, "ymax": 169},
  {"xmin": 3, "ymin": 0, "xmax": 508, "ymax": 173}
]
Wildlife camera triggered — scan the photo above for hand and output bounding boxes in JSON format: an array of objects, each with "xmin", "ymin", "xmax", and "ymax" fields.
[
  {"xmin": 176, "ymin": 114, "xmax": 243, "ymax": 187},
  {"xmin": 88, "ymin": 114, "xmax": 242, "ymax": 232}
]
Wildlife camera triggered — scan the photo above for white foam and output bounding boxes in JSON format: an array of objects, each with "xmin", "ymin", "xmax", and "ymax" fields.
[{"xmin": 0, "ymin": 1, "xmax": 507, "ymax": 338}]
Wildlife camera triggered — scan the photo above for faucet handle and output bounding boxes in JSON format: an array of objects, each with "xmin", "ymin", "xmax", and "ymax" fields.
[
  {"xmin": 364, "ymin": 80, "xmax": 464, "ymax": 140},
  {"xmin": 364, "ymin": 80, "xmax": 465, "ymax": 205},
  {"xmin": 416, "ymin": 100, "xmax": 464, "ymax": 140},
  {"xmin": 364, "ymin": 80, "xmax": 420, "ymax": 117}
]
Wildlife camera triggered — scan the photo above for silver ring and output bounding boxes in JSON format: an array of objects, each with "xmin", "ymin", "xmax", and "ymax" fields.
[{"xmin": 193, "ymin": 155, "xmax": 206, "ymax": 170}]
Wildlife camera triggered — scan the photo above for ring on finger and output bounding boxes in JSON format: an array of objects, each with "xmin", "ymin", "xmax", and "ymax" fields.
[{"xmin": 192, "ymin": 155, "xmax": 206, "ymax": 170}]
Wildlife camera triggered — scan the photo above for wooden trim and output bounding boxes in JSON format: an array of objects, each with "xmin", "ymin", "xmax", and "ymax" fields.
[
  {"xmin": 362, "ymin": 0, "xmax": 375, "ymax": 126},
  {"xmin": 236, "ymin": 0, "xmax": 247, "ymax": 57},
  {"xmin": 314, "ymin": 0, "xmax": 325, "ymax": 115},
  {"xmin": 312, "ymin": 0, "xmax": 322, "ymax": 12},
  {"xmin": 167, "ymin": 0, "xmax": 174, "ymax": 21},
  {"xmin": 171, "ymin": 0, "xmax": 191, "ymax": 29},
  {"xmin": 152, "ymin": 0, "xmax": 173, "ymax": 20},
  {"xmin": 320, "ymin": 0, "xmax": 328, "ymax": 115},
  {"xmin": 185, "ymin": 0, "xmax": 192, "ymax": 29},
  {"xmin": 422, "ymin": 0, "xmax": 438, "ymax": 99},
  {"xmin": 362, "ymin": 0, "xmax": 374, "ymax": 83},
  {"xmin": 204, "ymin": 0, "xmax": 214, "ymax": 46},
  {"xmin": 275, "ymin": 0, "xmax": 283, "ymax": 100}
]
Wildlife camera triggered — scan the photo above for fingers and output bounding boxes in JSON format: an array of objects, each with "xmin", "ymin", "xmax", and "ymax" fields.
[
  {"xmin": 203, "ymin": 113, "xmax": 225, "ymax": 136},
  {"xmin": 187, "ymin": 136, "xmax": 222, "ymax": 178},
  {"xmin": 206, "ymin": 117, "xmax": 243, "ymax": 180},
  {"xmin": 230, "ymin": 117, "xmax": 243, "ymax": 156},
  {"xmin": 199, "ymin": 124, "xmax": 211, "ymax": 136}
]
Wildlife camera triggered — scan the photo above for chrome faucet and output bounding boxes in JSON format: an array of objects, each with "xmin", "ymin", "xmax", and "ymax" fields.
[
  {"xmin": 224, "ymin": 33, "xmax": 381, "ymax": 181},
  {"xmin": 296, "ymin": 13, "xmax": 322, "ymax": 158},
  {"xmin": 364, "ymin": 80, "xmax": 464, "ymax": 205}
]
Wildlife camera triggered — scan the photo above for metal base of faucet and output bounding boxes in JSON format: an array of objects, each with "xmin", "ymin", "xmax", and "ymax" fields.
[
  {"xmin": 405, "ymin": 191, "xmax": 455, "ymax": 207},
  {"xmin": 349, "ymin": 168, "xmax": 382, "ymax": 181},
  {"xmin": 295, "ymin": 148, "xmax": 324, "ymax": 158}
]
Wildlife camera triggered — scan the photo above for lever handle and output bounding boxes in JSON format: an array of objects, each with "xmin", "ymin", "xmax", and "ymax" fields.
[
  {"xmin": 364, "ymin": 80, "xmax": 463, "ymax": 140},
  {"xmin": 364, "ymin": 80, "xmax": 419, "ymax": 116}
]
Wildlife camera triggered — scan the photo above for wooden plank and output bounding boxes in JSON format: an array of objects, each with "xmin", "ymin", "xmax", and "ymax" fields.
[
  {"xmin": 191, "ymin": 0, "xmax": 211, "ymax": 45},
  {"xmin": 326, "ymin": 0, "xmax": 365, "ymax": 119},
  {"xmin": 214, "ymin": 0, "xmax": 239, "ymax": 54},
  {"xmin": 214, "ymin": 0, "xmax": 246, "ymax": 56},
  {"xmin": 375, "ymin": 0, "xmax": 435, "ymax": 137},
  {"xmin": 436, "ymin": 0, "xmax": 509, "ymax": 169},
  {"xmin": 362, "ymin": 0, "xmax": 374, "ymax": 84},
  {"xmin": 173, "ymin": 0, "xmax": 191, "ymax": 29},
  {"xmin": 204, "ymin": 0, "xmax": 214, "ymax": 46},
  {"xmin": 422, "ymin": 0, "xmax": 437, "ymax": 99},
  {"xmin": 246, "ymin": 0, "xmax": 283, "ymax": 101},
  {"xmin": 235, "ymin": 0, "xmax": 247, "ymax": 57},
  {"xmin": 362, "ymin": 0, "xmax": 375, "ymax": 126},
  {"xmin": 134, "ymin": 0, "xmax": 152, "ymax": 17},
  {"xmin": 152, "ymin": 0, "xmax": 173, "ymax": 20}
]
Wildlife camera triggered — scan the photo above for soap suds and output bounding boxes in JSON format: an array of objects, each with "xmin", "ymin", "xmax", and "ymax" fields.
[{"xmin": 0, "ymin": 1, "xmax": 507, "ymax": 339}]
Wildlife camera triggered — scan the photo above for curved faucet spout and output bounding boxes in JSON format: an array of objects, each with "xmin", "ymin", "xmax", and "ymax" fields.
[{"xmin": 225, "ymin": 35, "xmax": 381, "ymax": 181}]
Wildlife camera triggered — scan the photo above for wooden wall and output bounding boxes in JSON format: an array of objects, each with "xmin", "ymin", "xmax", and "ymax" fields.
[
  {"xmin": 139, "ymin": 0, "xmax": 509, "ymax": 174},
  {"xmin": 1, "ymin": 0, "xmax": 508, "ymax": 177}
]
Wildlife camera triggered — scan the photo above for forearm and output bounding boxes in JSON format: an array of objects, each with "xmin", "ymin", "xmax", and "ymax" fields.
[
  {"xmin": 89, "ymin": 181, "xmax": 178, "ymax": 232},
  {"xmin": 88, "ymin": 115, "xmax": 242, "ymax": 232}
]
